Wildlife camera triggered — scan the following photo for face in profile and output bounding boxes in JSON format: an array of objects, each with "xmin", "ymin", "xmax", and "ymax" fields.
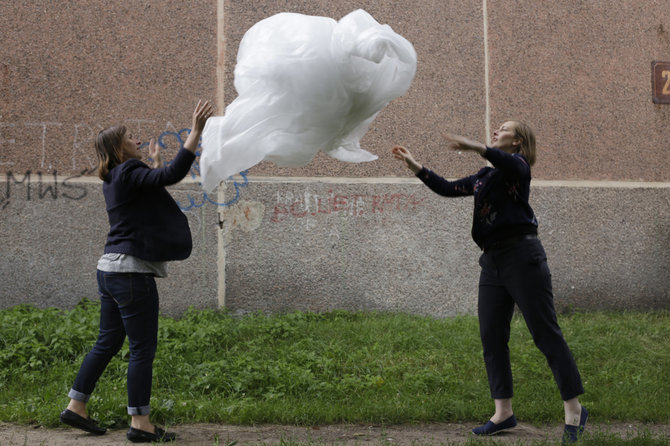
[
  {"xmin": 490, "ymin": 121, "xmax": 521, "ymax": 153},
  {"xmin": 120, "ymin": 132, "xmax": 142, "ymax": 161}
]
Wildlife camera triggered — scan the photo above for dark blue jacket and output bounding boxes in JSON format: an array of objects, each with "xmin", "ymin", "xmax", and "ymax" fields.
[
  {"xmin": 416, "ymin": 147, "xmax": 538, "ymax": 250},
  {"xmin": 102, "ymin": 148, "xmax": 196, "ymax": 261}
]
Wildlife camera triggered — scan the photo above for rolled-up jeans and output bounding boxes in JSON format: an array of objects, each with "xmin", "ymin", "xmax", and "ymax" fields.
[{"xmin": 69, "ymin": 270, "xmax": 159, "ymax": 415}]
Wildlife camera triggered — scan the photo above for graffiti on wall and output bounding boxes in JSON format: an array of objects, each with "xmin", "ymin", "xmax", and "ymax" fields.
[
  {"xmin": 0, "ymin": 120, "xmax": 248, "ymax": 212},
  {"xmin": 272, "ymin": 190, "xmax": 426, "ymax": 223},
  {"xmin": 0, "ymin": 168, "xmax": 94, "ymax": 210},
  {"xmin": 1, "ymin": 120, "xmax": 426, "ymax": 220},
  {"xmin": 140, "ymin": 127, "xmax": 249, "ymax": 211}
]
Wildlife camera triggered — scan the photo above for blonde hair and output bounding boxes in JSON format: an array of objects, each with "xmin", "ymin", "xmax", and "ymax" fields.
[
  {"xmin": 510, "ymin": 121, "xmax": 536, "ymax": 166},
  {"xmin": 95, "ymin": 126, "xmax": 126, "ymax": 180}
]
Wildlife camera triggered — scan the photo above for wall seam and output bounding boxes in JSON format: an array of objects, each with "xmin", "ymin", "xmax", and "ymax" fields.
[
  {"xmin": 216, "ymin": 0, "xmax": 226, "ymax": 309},
  {"xmin": 483, "ymin": 0, "xmax": 491, "ymax": 144}
]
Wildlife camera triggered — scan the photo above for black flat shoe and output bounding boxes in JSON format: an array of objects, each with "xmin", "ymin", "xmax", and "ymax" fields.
[
  {"xmin": 59, "ymin": 409, "xmax": 107, "ymax": 435},
  {"xmin": 472, "ymin": 414, "xmax": 517, "ymax": 435},
  {"xmin": 563, "ymin": 405, "xmax": 589, "ymax": 444},
  {"xmin": 127, "ymin": 426, "xmax": 176, "ymax": 443}
]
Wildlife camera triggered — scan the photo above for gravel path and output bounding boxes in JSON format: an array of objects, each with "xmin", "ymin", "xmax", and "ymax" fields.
[{"xmin": 1, "ymin": 421, "xmax": 669, "ymax": 445}]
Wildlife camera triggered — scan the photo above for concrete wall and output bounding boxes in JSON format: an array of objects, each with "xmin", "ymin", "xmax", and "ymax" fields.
[
  {"xmin": 220, "ymin": 179, "xmax": 669, "ymax": 316},
  {"xmin": 0, "ymin": 179, "xmax": 218, "ymax": 315},
  {"xmin": 1, "ymin": 1, "xmax": 669, "ymax": 316}
]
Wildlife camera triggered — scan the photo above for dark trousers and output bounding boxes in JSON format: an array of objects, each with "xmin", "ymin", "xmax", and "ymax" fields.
[
  {"xmin": 69, "ymin": 270, "xmax": 159, "ymax": 415},
  {"xmin": 478, "ymin": 237, "xmax": 584, "ymax": 401}
]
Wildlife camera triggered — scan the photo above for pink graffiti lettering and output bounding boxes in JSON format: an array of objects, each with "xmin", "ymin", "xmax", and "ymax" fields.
[{"xmin": 271, "ymin": 191, "xmax": 425, "ymax": 223}]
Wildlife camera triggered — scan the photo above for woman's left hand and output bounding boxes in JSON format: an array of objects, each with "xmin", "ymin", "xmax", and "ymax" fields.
[
  {"xmin": 442, "ymin": 133, "xmax": 487, "ymax": 156},
  {"xmin": 148, "ymin": 138, "xmax": 162, "ymax": 168}
]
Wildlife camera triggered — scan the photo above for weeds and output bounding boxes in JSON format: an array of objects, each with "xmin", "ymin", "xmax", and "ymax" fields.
[{"xmin": 0, "ymin": 302, "xmax": 668, "ymax": 436}]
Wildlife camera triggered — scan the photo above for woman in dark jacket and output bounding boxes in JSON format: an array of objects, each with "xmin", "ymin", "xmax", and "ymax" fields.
[
  {"xmin": 60, "ymin": 100, "xmax": 213, "ymax": 443},
  {"xmin": 392, "ymin": 121, "xmax": 587, "ymax": 444}
]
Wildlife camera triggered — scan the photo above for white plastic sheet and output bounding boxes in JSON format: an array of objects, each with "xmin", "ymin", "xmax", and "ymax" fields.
[{"xmin": 199, "ymin": 9, "xmax": 417, "ymax": 192}]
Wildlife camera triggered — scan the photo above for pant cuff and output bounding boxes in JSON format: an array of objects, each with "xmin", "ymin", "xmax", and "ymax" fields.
[
  {"xmin": 68, "ymin": 389, "xmax": 90, "ymax": 402},
  {"xmin": 127, "ymin": 405, "xmax": 151, "ymax": 416}
]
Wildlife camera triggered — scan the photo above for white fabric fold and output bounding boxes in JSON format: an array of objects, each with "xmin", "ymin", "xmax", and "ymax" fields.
[{"xmin": 200, "ymin": 9, "xmax": 417, "ymax": 192}]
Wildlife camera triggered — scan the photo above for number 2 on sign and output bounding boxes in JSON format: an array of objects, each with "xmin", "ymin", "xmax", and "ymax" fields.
[{"xmin": 663, "ymin": 71, "xmax": 670, "ymax": 95}]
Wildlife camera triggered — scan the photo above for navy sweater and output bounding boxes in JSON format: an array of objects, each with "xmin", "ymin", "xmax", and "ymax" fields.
[
  {"xmin": 416, "ymin": 147, "xmax": 538, "ymax": 250},
  {"xmin": 102, "ymin": 148, "xmax": 196, "ymax": 261}
]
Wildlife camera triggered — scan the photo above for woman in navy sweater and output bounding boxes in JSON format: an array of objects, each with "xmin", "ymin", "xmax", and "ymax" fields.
[
  {"xmin": 60, "ymin": 100, "xmax": 213, "ymax": 443},
  {"xmin": 392, "ymin": 121, "xmax": 587, "ymax": 444}
]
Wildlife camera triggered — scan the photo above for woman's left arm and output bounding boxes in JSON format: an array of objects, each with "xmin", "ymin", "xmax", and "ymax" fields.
[
  {"xmin": 483, "ymin": 147, "xmax": 530, "ymax": 178},
  {"xmin": 442, "ymin": 133, "xmax": 529, "ymax": 178},
  {"xmin": 442, "ymin": 133, "xmax": 487, "ymax": 155},
  {"xmin": 148, "ymin": 139, "xmax": 162, "ymax": 169}
]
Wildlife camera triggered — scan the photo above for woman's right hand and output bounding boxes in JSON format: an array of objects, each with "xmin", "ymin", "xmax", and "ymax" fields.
[
  {"xmin": 392, "ymin": 145, "xmax": 422, "ymax": 174},
  {"xmin": 191, "ymin": 100, "xmax": 214, "ymax": 134},
  {"xmin": 184, "ymin": 100, "xmax": 215, "ymax": 153}
]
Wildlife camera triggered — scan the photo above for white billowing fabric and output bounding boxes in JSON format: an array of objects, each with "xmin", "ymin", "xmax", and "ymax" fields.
[{"xmin": 199, "ymin": 9, "xmax": 417, "ymax": 192}]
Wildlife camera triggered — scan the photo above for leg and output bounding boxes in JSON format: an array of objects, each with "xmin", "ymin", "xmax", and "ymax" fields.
[
  {"xmin": 104, "ymin": 272, "xmax": 175, "ymax": 442},
  {"xmin": 61, "ymin": 270, "xmax": 123, "ymax": 434},
  {"xmin": 68, "ymin": 270, "xmax": 126, "ymax": 414},
  {"xmin": 478, "ymin": 252, "xmax": 516, "ymax": 403},
  {"xmin": 477, "ymin": 252, "xmax": 517, "ymax": 425},
  {"xmin": 503, "ymin": 240, "xmax": 584, "ymax": 402},
  {"xmin": 113, "ymin": 274, "xmax": 159, "ymax": 425}
]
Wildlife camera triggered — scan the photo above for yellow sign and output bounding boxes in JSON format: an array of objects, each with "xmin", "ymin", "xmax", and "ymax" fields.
[{"xmin": 652, "ymin": 61, "xmax": 670, "ymax": 104}]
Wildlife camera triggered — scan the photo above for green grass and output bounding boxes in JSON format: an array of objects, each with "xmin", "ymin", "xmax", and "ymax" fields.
[{"xmin": 0, "ymin": 301, "xmax": 668, "ymax": 441}]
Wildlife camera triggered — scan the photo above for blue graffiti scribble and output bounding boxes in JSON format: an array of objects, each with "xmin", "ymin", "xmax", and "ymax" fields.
[{"xmin": 139, "ymin": 128, "xmax": 249, "ymax": 211}]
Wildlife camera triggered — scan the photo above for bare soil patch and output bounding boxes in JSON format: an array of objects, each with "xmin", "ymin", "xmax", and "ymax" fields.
[{"xmin": 1, "ymin": 422, "xmax": 669, "ymax": 445}]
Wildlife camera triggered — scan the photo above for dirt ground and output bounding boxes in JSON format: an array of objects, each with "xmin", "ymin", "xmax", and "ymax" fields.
[{"xmin": 1, "ymin": 422, "xmax": 669, "ymax": 446}]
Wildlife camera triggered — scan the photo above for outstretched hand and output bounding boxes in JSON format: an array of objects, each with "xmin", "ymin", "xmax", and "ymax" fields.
[
  {"xmin": 391, "ymin": 145, "xmax": 422, "ymax": 174},
  {"xmin": 441, "ymin": 133, "xmax": 487, "ymax": 156}
]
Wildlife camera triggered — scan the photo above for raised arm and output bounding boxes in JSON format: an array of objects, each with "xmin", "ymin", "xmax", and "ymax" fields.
[
  {"xmin": 183, "ymin": 100, "xmax": 214, "ymax": 153},
  {"xmin": 442, "ymin": 133, "xmax": 487, "ymax": 156},
  {"xmin": 124, "ymin": 100, "xmax": 215, "ymax": 187},
  {"xmin": 442, "ymin": 132, "xmax": 529, "ymax": 179}
]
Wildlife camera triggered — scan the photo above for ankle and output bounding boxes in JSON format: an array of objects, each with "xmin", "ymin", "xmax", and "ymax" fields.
[
  {"xmin": 131, "ymin": 415, "xmax": 155, "ymax": 433},
  {"xmin": 491, "ymin": 410, "xmax": 514, "ymax": 424},
  {"xmin": 66, "ymin": 400, "xmax": 87, "ymax": 418},
  {"xmin": 564, "ymin": 398, "xmax": 581, "ymax": 425},
  {"xmin": 491, "ymin": 398, "xmax": 513, "ymax": 424},
  {"xmin": 565, "ymin": 406, "xmax": 581, "ymax": 426},
  {"xmin": 131, "ymin": 422, "xmax": 155, "ymax": 433}
]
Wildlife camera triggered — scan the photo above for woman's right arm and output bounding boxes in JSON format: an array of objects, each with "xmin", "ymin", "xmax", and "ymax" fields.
[
  {"xmin": 124, "ymin": 100, "xmax": 214, "ymax": 187},
  {"xmin": 391, "ymin": 145, "xmax": 475, "ymax": 197},
  {"xmin": 183, "ymin": 100, "xmax": 214, "ymax": 154},
  {"xmin": 392, "ymin": 145, "xmax": 423, "ymax": 174},
  {"xmin": 418, "ymin": 168, "xmax": 477, "ymax": 197}
]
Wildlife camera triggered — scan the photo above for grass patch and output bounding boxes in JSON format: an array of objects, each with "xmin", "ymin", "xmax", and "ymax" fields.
[{"xmin": 0, "ymin": 301, "xmax": 668, "ymax": 433}]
